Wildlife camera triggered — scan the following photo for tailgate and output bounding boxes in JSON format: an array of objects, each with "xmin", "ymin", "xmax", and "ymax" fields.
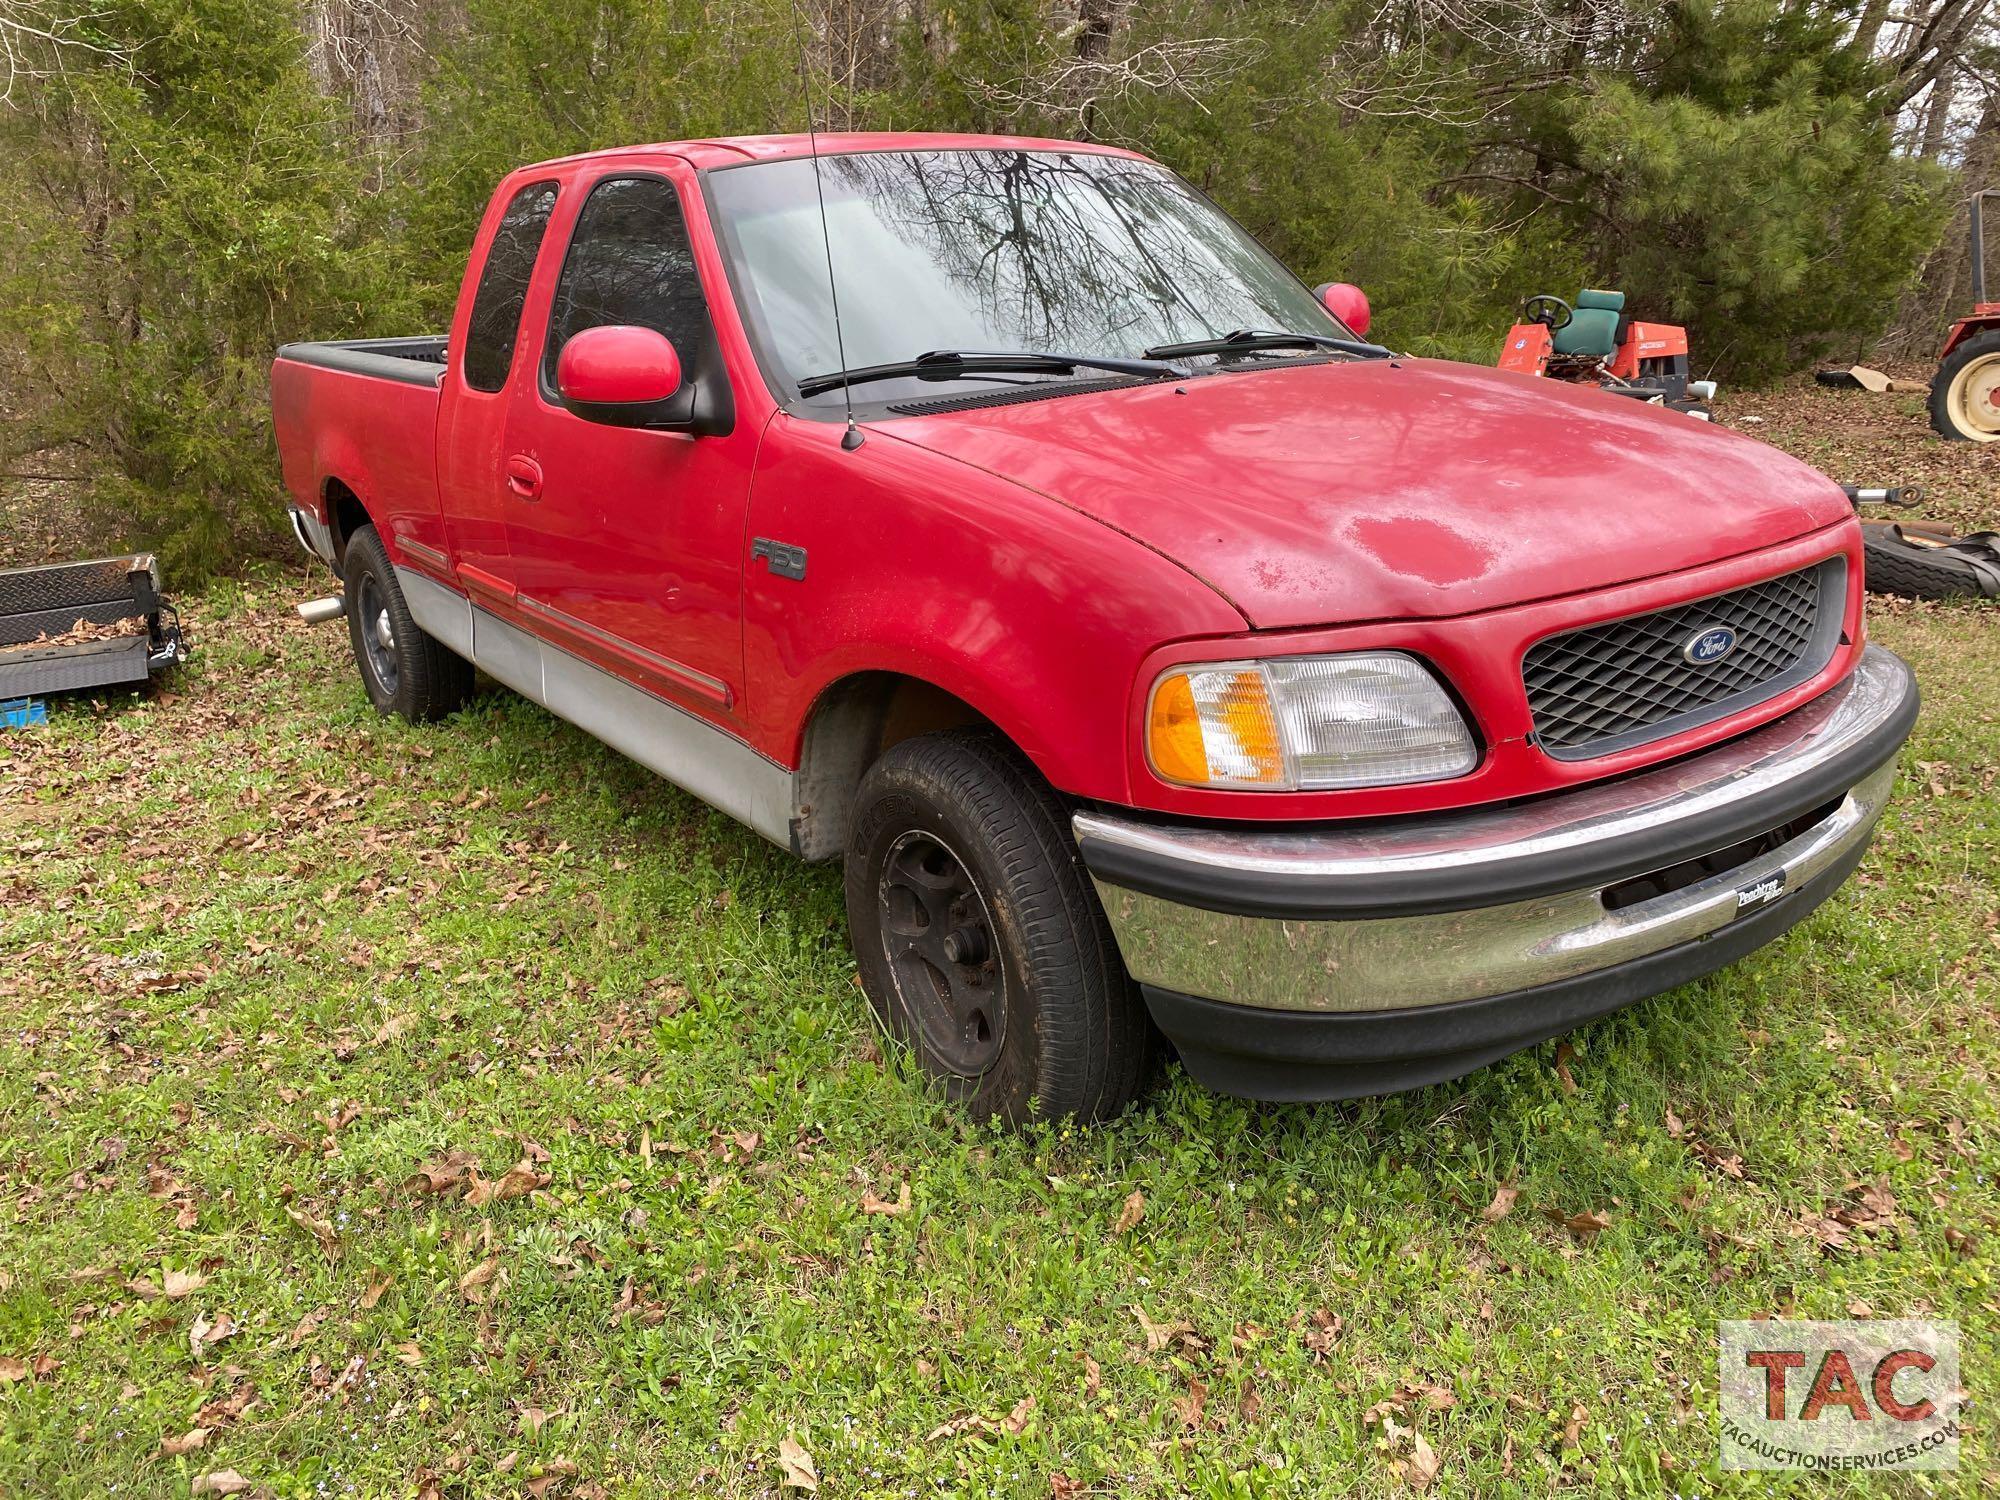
[{"xmin": 0, "ymin": 554, "xmax": 187, "ymax": 697}]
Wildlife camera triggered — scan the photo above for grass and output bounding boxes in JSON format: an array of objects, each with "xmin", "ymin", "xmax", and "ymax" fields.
[{"xmin": 1, "ymin": 572, "xmax": 1995, "ymax": 1499}]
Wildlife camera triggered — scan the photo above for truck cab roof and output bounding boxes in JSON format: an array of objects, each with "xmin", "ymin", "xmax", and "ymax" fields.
[{"xmin": 518, "ymin": 131, "xmax": 1146, "ymax": 174}]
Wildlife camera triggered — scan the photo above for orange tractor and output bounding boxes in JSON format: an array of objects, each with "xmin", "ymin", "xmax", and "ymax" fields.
[
  {"xmin": 1929, "ymin": 189, "xmax": 2000, "ymax": 442},
  {"xmin": 1497, "ymin": 288, "xmax": 1716, "ymax": 417}
]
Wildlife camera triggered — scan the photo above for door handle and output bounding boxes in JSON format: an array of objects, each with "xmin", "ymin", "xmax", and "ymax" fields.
[{"xmin": 504, "ymin": 455, "xmax": 543, "ymax": 500}]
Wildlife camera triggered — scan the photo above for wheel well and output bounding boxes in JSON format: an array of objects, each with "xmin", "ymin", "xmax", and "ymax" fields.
[
  {"xmin": 792, "ymin": 673, "xmax": 997, "ymax": 860},
  {"xmin": 323, "ymin": 479, "xmax": 371, "ymax": 570}
]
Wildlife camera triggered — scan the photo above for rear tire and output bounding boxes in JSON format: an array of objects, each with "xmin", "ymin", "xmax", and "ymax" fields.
[
  {"xmin": 343, "ymin": 525, "xmax": 473, "ymax": 721},
  {"xmin": 1928, "ymin": 331, "xmax": 2000, "ymax": 442},
  {"xmin": 844, "ymin": 729, "xmax": 1153, "ymax": 1125}
]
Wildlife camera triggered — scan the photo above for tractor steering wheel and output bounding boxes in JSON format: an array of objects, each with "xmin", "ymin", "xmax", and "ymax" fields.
[{"xmin": 1523, "ymin": 294, "xmax": 1574, "ymax": 332}]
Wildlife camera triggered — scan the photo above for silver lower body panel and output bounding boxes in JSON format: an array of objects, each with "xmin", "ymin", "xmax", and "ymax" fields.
[{"xmin": 393, "ymin": 566, "xmax": 795, "ymax": 849}]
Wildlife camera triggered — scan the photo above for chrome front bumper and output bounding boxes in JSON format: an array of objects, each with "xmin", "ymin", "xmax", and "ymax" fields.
[{"xmin": 1076, "ymin": 647, "xmax": 1917, "ymax": 1024}]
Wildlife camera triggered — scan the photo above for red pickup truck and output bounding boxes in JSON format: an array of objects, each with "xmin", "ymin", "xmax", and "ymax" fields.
[{"xmin": 273, "ymin": 132, "xmax": 1918, "ymax": 1122}]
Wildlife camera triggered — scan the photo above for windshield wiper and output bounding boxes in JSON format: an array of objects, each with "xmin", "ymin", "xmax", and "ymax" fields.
[
  {"xmin": 798, "ymin": 348, "xmax": 1182, "ymax": 400},
  {"xmin": 1142, "ymin": 328, "xmax": 1392, "ymax": 362}
]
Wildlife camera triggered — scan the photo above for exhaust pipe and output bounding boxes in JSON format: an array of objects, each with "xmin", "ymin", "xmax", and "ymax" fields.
[{"xmin": 297, "ymin": 595, "xmax": 346, "ymax": 624}]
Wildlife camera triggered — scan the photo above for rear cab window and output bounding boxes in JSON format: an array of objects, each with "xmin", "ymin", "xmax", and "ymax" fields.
[{"xmin": 461, "ymin": 180, "xmax": 559, "ymax": 392}]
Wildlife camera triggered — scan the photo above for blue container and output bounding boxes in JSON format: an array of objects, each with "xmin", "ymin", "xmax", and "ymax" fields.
[{"xmin": 2, "ymin": 696, "xmax": 48, "ymax": 729}]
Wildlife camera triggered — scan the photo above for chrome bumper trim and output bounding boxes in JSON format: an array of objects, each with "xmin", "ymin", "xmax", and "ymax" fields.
[
  {"xmin": 1078, "ymin": 647, "xmax": 1914, "ymax": 1013},
  {"xmin": 288, "ymin": 505, "xmax": 336, "ymax": 567},
  {"xmin": 1076, "ymin": 648, "xmax": 1912, "ymax": 917},
  {"xmin": 1091, "ymin": 764, "xmax": 1892, "ymax": 1012}
]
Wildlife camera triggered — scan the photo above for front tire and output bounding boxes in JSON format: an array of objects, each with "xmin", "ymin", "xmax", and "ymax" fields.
[
  {"xmin": 1928, "ymin": 330, "xmax": 2000, "ymax": 442},
  {"xmin": 343, "ymin": 525, "xmax": 473, "ymax": 721},
  {"xmin": 844, "ymin": 730, "xmax": 1152, "ymax": 1125}
]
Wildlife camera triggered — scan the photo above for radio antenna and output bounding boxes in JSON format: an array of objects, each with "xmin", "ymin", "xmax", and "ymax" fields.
[{"xmin": 789, "ymin": 2, "xmax": 863, "ymax": 451}]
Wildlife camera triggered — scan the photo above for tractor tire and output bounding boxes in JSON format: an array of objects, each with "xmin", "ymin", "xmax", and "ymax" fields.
[
  {"xmin": 1861, "ymin": 522, "xmax": 2000, "ymax": 602},
  {"xmin": 844, "ymin": 728, "xmax": 1154, "ymax": 1126},
  {"xmin": 343, "ymin": 525, "xmax": 475, "ymax": 720},
  {"xmin": 1928, "ymin": 330, "xmax": 2000, "ymax": 442}
]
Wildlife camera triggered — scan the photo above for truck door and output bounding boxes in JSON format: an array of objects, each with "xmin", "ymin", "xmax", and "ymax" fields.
[
  {"xmin": 435, "ymin": 177, "xmax": 561, "ymax": 612},
  {"xmin": 497, "ymin": 168, "xmax": 750, "ymax": 722}
]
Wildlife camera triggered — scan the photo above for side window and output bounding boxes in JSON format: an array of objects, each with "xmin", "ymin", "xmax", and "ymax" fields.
[
  {"xmin": 461, "ymin": 180, "xmax": 558, "ymax": 393},
  {"xmin": 544, "ymin": 176, "xmax": 717, "ymax": 388}
]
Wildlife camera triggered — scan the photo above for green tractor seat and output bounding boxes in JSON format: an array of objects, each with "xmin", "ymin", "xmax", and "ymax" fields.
[{"xmin": 1551, "ymin": 288, "xmax": 1626, "ymax": 358}]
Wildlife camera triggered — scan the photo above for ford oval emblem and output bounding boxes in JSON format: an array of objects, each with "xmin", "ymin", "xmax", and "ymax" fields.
[{"xmin": 1683, "ymin": 625, "xmax": 1738, "ymax": 665}]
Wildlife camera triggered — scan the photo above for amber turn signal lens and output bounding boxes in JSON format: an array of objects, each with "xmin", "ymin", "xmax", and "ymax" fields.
[
  {"xmin": 1146, "ymin": 667, "xmax": 1286, "ymax": 787},
  {"xmin": 1148, "ymin": 672, "xmax": 1209, "ymax": 784}
]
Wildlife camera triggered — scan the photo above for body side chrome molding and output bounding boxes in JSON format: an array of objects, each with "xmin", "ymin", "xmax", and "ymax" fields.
[
  {"xmin": 516, "ymin": 593, "xmax": 733, "ymax": 708},
  {"xmin": 397, "ymin": 536, "xmax": 450, "ymax": 573},
  {"xmin": 393, "ymin": 565, "xmax": 792, "ymax": 848}
]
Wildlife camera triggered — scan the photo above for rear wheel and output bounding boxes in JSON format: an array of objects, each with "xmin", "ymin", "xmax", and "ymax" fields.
[
  {"xmin": 1928, "ymin": 330, "xmax": 2000, "ymax": 441},
  {"xmin": 844, "ymin": 729, "xmax": 1153, "ymax": 1125},
  {"xmin": 343, "ymin": 525, "xmax": 473, "ymax": 721}
]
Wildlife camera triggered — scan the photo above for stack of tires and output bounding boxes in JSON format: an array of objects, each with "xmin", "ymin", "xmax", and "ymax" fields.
[{"xmin": 1861, "ymin": 520, "xmax": 2000, "ymax": 601}]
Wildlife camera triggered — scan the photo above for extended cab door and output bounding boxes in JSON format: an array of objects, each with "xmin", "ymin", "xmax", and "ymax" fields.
[
  {"xmin": 435, "ymin": 177, "xmax": 561, "ymax": 610},
  {"xmin": 496, "ymin": 167, "xmax": 751, "ymax": 722}
]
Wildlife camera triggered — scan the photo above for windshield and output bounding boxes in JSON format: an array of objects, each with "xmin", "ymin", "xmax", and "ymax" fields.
[{"xmin": 705, "ymin": 149, "xmax": 1347, "ymax": 410}]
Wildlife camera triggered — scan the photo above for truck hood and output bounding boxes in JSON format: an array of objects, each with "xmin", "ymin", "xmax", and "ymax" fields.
[{"xmin": 883, "ymin": 358, "xmax": 1852, "ymax": 629}]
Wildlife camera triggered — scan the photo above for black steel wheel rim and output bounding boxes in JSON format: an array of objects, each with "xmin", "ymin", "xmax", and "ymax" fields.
[
  {"xmin": 357, "ymin": 571, "xmax": 399, "ymax": 698},
  {"xmin": 876, "ymin": 829, "xmax": 1006, "ymax": 1076}
]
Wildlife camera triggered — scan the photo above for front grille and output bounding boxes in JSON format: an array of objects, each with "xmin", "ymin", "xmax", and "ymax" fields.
[{"xmin": 1523, "ymin": 561, "xmax": 1839, "ymax": 758}]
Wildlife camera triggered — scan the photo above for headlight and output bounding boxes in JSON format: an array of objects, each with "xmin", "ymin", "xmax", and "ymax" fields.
[{"xmin": 1147, "ymin": 652, "xmax": 1477, "ymax": 790}]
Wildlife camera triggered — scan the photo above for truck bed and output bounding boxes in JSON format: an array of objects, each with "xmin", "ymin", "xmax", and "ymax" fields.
[{"xmin": 273, "ymin": 335, "xmax": 448, "ymax": 388}]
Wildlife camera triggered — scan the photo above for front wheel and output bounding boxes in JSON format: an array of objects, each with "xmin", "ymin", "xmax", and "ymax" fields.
[
  {"xmin": 844, "ymin": 730, "xmax": 1153, "ymax": 1125},
  {"xmin": 342, "ymin": 525, "xmax": 473, "ymax": 721},
  {"xmin": 1928, "ymin": 330, "xmax": 2000, "ymax": 442}
]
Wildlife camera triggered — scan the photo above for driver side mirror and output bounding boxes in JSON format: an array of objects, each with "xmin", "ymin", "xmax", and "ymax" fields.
[
  {"xmin": 556, "ymin": 325, "xmax": 684, "ymax": 427},
  {"xmin": 1313, "ymin": 282, "xmax": 1371, "ymax": 338}
]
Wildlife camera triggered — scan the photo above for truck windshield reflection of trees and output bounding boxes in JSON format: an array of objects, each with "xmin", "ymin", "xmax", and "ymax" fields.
[
  {"xmin": 702, "ymin": 149, "xmax": 1337, "ymax": 403},
  {"xmin": 825, "ymin": 150, "xmax": 1323, "ymax": 362}
]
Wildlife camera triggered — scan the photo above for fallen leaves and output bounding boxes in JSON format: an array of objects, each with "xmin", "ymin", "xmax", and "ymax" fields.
[
  {"xmin": 1552, "ymin": 1041, "xmax": 1577, "ymax": 1095},
  {"xmin": 1403, "ymin": 1431, "xmax": 1442, "ymax": 1492},
  {"xmin": 465, "ymin": 1157, "xmax": 552, "ymax": 1209},
  {"xmin": 1112, "ymin": 1189, "xmax": 1146, "ymax": 1236},
  {"xmin": 162, "ymin": 1268, "xmax": 207, "ymax": 1299},
  {"xmin": 776, "ymin": 1435, "xmax": 818, "ymax": 1491},
  {"xmin": 1301, "ymin": 1308, "xmax": 1343, "ymax": 1360},
  {"xmin": 927, "ymin": 1396, "xmax": 1036, "ymax": 1442},
  {"xmin": 403, "ymin": 1149, "xmax": 551, "ymax": 1207},
  {"xmin": 284, "ymin": 1205, "xmax": 341, "ymax": 1259},
  {"xmin": 158, "ymin": 1427, "xmax": 210, "ymax": 1457},
  {"xmin": 608, "ymin": 1276, "xmax": 665, "ymax": 1327},
  {"xmin": 1545, "ymin": 1207, "xmax": 1611, "ymax": 1239},
  {"xmin": 1479, "ymin": 1184, "xmax": 1519, "ymax": 1222},
  {"xmin": 1131, "ymin": 1306, "xmax": 1206, "ymax": 1355},
  {"xmin": 1, "ymin": 1352, "xmax": 59, "ymax": 1385},
  {"xmin": 860, "ymin": 1181, "xmax": 911, "ymax": 1217},
  {"xmin": 188, "ymin": 1310, "xmax": 239, "ymax": 1361},
  {"xmin": 458, "ymin": 1254, "xmax": 505, "ymax": 1305},
  {"xmin": 190, "ymin": 1472, "xmax": 252, "ymax": 1497}
]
